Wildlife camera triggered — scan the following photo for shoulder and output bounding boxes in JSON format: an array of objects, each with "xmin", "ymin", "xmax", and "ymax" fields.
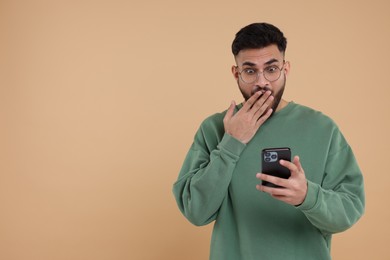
[
  {"xmin": 197, "ymin": 111, "xmax": 225, "ymax": 140},
  {"xmin": 291, "ymin": 103, "xmax": 350, "ymax": 151},
  {"xmin": 199, "ymin": 106, "xmax": 231, "ymax": 132},
  {"xmin": 192, "ymin": 109, "xmax": 228, "ymax": 144},
  {"xmin": 289, "ymin": 102, "xmax": 338, "ymax": 129}
]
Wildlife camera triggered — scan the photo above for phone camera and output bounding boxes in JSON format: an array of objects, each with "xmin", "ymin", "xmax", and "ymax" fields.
[{"xmin": 264, "ymin": 151, "xmax": 278, "ymax": 162}]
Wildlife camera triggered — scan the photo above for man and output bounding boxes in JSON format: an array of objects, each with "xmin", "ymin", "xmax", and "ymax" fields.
[{"xmin": 172, "ymin": 23, "xmax": 365, "ymax": 260}]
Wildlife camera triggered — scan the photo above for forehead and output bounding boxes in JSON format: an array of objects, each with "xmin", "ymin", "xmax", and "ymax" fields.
[{"xmin": 235, "ymin": 45, "xmax": 283, "ymax": 66}]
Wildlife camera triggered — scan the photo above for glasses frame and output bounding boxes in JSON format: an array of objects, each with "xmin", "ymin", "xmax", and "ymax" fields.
[{"xmin": 236, "ymin": 60, "xmax": 286, "ymax": 84}]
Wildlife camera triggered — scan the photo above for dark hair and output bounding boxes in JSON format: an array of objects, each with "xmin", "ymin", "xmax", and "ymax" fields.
[{"xmin": 231, "ymin": 23, "xmax": 287, "ymax": 56}]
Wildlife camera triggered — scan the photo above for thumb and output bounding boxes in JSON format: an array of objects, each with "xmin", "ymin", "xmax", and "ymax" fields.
[
  {"xmin": 292, "ymin": 156, "xmax": 305, "ymax": 176},
  {"xmin": 224, "ymin": 100, "xmax": 236, "ymax": 121}
]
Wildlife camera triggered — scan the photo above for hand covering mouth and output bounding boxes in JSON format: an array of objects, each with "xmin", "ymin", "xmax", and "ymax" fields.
[{"xmin": 251, "ymin": 85, "xmax": 272, "ymax": 96}]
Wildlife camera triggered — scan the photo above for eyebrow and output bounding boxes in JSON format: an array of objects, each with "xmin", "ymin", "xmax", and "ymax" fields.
[
  {"xmin": 242, "ymin": 58, "xmax": 280, "ymax": 67},
  {"xmin": 264, "ymin": 58, "xmax": 279, "ymax": 65}
]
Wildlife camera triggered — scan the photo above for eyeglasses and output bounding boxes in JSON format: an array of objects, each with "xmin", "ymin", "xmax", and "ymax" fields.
[{"xmin": 237, "ymin": 61, "xmax": 285, "ymax": 84}]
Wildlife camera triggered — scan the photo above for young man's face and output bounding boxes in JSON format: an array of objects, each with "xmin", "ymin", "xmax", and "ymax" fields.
[{"xmin": 232, "ymin": 44, "xmax": 290, "ymax": 113}]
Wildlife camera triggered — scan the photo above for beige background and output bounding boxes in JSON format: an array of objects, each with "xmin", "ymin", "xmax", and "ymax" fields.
[{"xmin": 1, "ymin": 0, "xmax": 389, "ymax": 259}]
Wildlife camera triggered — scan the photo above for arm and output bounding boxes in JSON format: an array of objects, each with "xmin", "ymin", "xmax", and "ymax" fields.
[
  {"xmin": 297, "ymin": 145, "xmax": 365, "ymax": 234},
  {"xmin": 172, "ymin": 132, "xmax": 245, "ymax": 226},
  {"xmin": 257, "ymin": 130, "xmax": 365, "ymax": 234},
  {"xmin": 173, "ymin": 91, "xmax": 274, "ymax": 226}
]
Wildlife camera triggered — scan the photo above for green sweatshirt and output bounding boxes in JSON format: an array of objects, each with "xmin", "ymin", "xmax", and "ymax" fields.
[{"xmin": 173, "ymin": 102, "xmax": 365, "ymax": 260}]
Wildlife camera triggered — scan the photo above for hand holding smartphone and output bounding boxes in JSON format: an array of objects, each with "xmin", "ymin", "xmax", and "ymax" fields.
[{"xmin": 261, "ymin": 147, "xmax": 291, "ymax": 188}]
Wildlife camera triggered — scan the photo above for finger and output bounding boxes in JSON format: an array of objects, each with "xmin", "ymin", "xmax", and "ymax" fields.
[
  {"xmin": 279, "ymin": 159, "xmax": 297, "ymax": 172},
  {"xmin": 251, "ymin": 90, "xmax": 272, "ymax": 111},
  {"xmin": 242, "ymin": 91, "xmax": 263, "ymax": 111},
  {"xmin": 253, "ymin": 90, "xmax": 273, "ymax": 105},
  {"xmin": 252, "ymin": 94, "xmax": 273, "ymax": 117},
  {"xmin": 252, "ymin": 91, "xmax": 273, "ymax": 120},
  {"xmin": 256, "ymin": 173, "xmax": 289, "ymax": 188},
  {"xmin": 256, "ymin": 183, "xmax": 289, "ymax": 196},
  {"xmin": 292, "ymin": 156, "xmax": 305, "ymax": 178},
  {"xmin": 280, "ymin": 156, "xmax": 304, "ymax": 178},
  {"xmin": 255, "ymin": 108, "xmax": 273, "ymax": 126},
  {"xmin": 293, "ymin": 156, "xmax": 304, "ymax": 172}
]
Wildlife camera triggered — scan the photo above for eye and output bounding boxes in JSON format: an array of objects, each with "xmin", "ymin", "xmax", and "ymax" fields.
[
  {"xmin": 243, "ymin": 68, "xmax": 256, "ymax": 75},
  {"xmin": 265, "ymin": 66, "xmax": 279, "ymax": 73}
]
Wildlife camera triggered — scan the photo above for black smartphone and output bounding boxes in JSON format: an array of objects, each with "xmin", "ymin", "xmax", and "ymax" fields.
[{"xmin": 261, "ymin": 147, "xmax": 291, "ymax": 188}]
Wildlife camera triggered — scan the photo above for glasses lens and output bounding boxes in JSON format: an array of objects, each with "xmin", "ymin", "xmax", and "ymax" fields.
[
  {"xmin": 264, "ymin": 67, "xmax": 282, "ymax": 82},
  {"xmin": 240, "ymin": 71, "xmax": 257, "ymax": 84}
]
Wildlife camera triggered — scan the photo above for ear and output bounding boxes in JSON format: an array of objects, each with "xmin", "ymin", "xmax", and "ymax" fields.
[
  {"xmin": 284, "ymin": 61, "xmax": 291, "ymax": 76},
  {"xmin": 231, "ymin": 65, "xmax": 239, "ymax": 81}
]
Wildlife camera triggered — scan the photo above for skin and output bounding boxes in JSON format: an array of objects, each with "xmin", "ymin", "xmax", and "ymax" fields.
[{"xmin": 223, "ymin": 44, "xmax": 307, "ymax": 206}]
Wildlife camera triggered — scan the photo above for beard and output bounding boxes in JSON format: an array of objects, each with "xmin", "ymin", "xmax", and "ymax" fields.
[{"xmin": 238, "ymin": 75, "xmax": 286, "ymax": 116}]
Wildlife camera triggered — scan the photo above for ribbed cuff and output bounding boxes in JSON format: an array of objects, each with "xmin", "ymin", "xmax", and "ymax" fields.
[
  {"xmin": 296, "ymin": 180, "xmax": 320, "ymax": 211},
  {"xmin": 218, "ymin": 133, "xmax": 246, "ymax": 158}
]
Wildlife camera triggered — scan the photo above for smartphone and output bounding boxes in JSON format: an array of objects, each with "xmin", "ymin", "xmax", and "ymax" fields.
[{"xmin": 261, "ymin": 147, "xmax": 291, "ymax": 188}]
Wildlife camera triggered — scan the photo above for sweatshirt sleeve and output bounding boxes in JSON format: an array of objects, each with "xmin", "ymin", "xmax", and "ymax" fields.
[
  {"xmin": 172, "ymin": 121, "xmax": 246, "ymax": 226},
  {"xmin": 297, "ymin": 129, "xmax": 365, "ymax": 235}
]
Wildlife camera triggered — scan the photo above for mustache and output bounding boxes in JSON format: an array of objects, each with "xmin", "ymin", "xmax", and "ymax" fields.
[{"xmin": 251, "ymin": 85, "xmax": 272, "ymax": 96}]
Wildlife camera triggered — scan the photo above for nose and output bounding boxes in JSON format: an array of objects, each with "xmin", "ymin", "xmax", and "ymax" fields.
[{"xmin": 256, "ymin": 71, "xmax": 270, "ymax": 88}]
